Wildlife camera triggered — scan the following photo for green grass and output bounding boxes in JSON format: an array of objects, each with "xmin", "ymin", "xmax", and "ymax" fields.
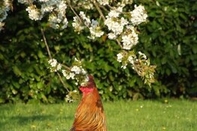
[{"xmin": 0, "ymin": 100, "xmax": 197, "ymax": 131}]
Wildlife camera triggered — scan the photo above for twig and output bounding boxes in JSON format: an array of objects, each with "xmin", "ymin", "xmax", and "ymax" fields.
[
  {"xmin": 41, "ymin": 28, "xmax": 52, "ymax": 59},
  {"xmin": 116, "ymin": 39, "xmax": 123, "ymax": 49},
  {"xmin": 57, "ymin": 72, "xmax": 70, "ymax": 93},
  {"xmin": 92, "ymin": 0, "xmax": 106, "ymax": 21},
  {"xmin": 62, "ymin": 64, "xmax": 71, "ymax": 71}
]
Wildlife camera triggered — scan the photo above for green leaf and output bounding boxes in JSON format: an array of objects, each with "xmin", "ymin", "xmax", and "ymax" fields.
[{"xmin": 12, "ymin": 66, "xmax": 22, "ymax": 76}]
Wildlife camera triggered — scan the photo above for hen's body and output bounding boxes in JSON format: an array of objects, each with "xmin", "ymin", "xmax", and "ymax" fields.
[{"xmin": 70, "ymin": 75, "xmax": 107, "ymax": 131}]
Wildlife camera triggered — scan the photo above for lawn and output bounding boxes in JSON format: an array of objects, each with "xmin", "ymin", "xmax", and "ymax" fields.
[{"xmin": 0, "ymin": 99, "xmax": 196, "ymax": 131}]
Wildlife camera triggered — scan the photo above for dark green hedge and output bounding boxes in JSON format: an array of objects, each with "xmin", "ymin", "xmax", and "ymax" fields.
[
  {"xmin": 137, "ymin": 0, "xmax": 197, "ymax": 97},
  {"xmin": 0, "ymin": 0, "xmax": 197, "ymax": 103}
]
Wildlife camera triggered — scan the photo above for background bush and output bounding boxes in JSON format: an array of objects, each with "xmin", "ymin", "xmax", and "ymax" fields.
[
  {"xmin": 0, "ymin": 0, "xmax": 197, "ymax": 103},
  {"xmin": 137, "ymin": 0, "xmax": 197, "ymax": 98}
]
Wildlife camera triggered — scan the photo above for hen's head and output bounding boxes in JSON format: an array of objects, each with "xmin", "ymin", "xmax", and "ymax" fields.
[{"xmin": 79, "ymin": 75, "xmax": 96, "ymax": 94}]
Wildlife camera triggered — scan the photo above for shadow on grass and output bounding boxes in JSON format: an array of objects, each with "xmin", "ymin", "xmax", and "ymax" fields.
[
  {"xmin": 0, "ymin": 114, "xmax": 73, "ymax": 130},
  {"xmin": 12, "ymin": 114, "xmax": 55, "ymax": 124}
]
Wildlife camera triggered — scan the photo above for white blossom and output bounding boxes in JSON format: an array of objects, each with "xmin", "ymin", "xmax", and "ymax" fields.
[
  {"xmin": 89, "ymin": 27, "xmax": 104, "ymax": 39},
  {"xmin": 23, "ymin": 0, "xmax": 68, "ymax": 29},
  {"xmin": 56, "ymin": 63, "xmax": 62, "ymax": 71},
  {"xmin": 81, "ymin": 75, "xmax": 89, "ymax": 86},
  {"xmin": 105, "ymin": 10, "xmax": 128, "ymax": 38},
  {"xmin": 71, "ymin": 66, "xmax": 81, "ymax": 74},
  {"xmin": 3, "ymin": 0, "xmax": 11, "ymax": 8},
  {"xmin": 108, "ymin": 6, "xmax": 123, "ymax": 17},
  {"xmin": 117, "ymin": 53, "xmax": 124, "ymax": 62},
  {"xmin": 121, "ymin": 34, "xmax": 138, "ymax": 50},
  {"xmin": 0, "ymin": 0, "xmax": 12, "ymax": 28},
  {"xmin": 76, "ymin": 0, "xmax": 93, "ymax": 9},
  {"xmin": 48, "ymin": 10, "xmax": 68, "ymax": 29},
  {"xmin": 130, "ymin": 5, "xmax": 148, "ymax": 25},
  {"xmin": 138, "ymin": 51, "xmax": 147, "ymax": 60},
  {"xmin": 121, "ymin": 26, "xmax": 138, "ymax": 50},
  {"xmin": 74, "ymin": 57, "xmax": 79, "ymax": 62},
  {"xmin": 104, "ymin": 18, "xmax": 121, "ymax": 34},
  {"xmin": 81, "ymin": 68, "xmax": 87, "ymax": 74},
  {"xmin": 79, "ymin": 11, "xmax": 91, "ymax": 26},
  {"xmin": 121, "ymin": 64, "xmax": 127, "ymax": 69},
  {"xmin": 62, "ymin": 70, "xmax": 75, "ymax": 79},
  {"xmin": 105, "ymin": 17, "xmax": 126, "ymax": 36},
  {"xmin": 48, "ymin": 59, "xmax": 58, "ymax": 67},
  {"xmin": 57, "ymin": 1, "xmax": 67, "ymax": 15},
  {"xmin": 39, "ymin": 0, "xmax": 49, "ymax": 2},
  {"xmin": 108, "ymin": 33, "xmax": 117, "ymax": 39},
  {"xmin": 41, "ymin": 4, "xmax": 54, "ymax": 13},
  {"xmin": 120, "ymin": 17, "xmax": 129, "ymax": 26},
  {"xmin": 88, "ymin": 19, "xmax": 104, "ymax": 39},
  {"xmin": 104, "ymin": 7, "xmax": 126, "ymax": 36},
  {"xmin": 97, "ymin": 0, "xmax": 109, "ymax": 5},
  {"xmin": 69, "ymin": 72, "xmax": 75, "ymax": 79},
  {"xmin": 26, "ymin": 5, "xmax": 42, "ymax": 21},
  {"xmin": 121, "ymin": 0, "xmax": 133, "ymax": 5},
  {"xmin": 128, "ymin": 55, "xmax": 135, "ymax": 64},
  {"xmin": 48, "ymin": 58, "xmax": 62, "ymax": 72},
  {"xmin": 48, "ymin": 14, "xmax": 60, "ymax": 29},
  {"xmin": 72, "ymin": 16, "xmax": 84, "ymax": 33},
  {"xmin": 0, "ymin": 22, "xmax": 5, "ymax": 31},
  {"xmin": 61, "ymin": 17, "xmax": 68, "ymax": 29}
]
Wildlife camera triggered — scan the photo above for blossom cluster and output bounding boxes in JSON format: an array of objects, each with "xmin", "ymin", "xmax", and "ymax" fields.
[
  {"xmin": 18, "ymin": 0, "xmax": 68, "ymax": 29},
  {"xmin": 48, "ymin": 58, "xmax": 89, "ymax": 86},
  {"xmin": 1, "ymin": 1, "xmax": 147, "ymax": 45},
  {"xmin": 1, "ymin": 0, "xmax": 147, "ymax": 42},
  {"xmin": 48, "ymin": 58, "xmax": 62, "ymax": 72},
  {"xmin": 117, "ymin": 51, "xmax": 147, "ymax": 69},
  {"xmin": 117, "ymin": 51, "xmax": 156, "ymax": 85},
  {"xmin": 130, "ymin": 5, "xmax": 148, "ymax": 25},
  {"xmin": 104, "ymin": 4, "xmax": 147, "ymax": 50},
  {"xmin": 65, "ymin": 89, "xmax": 79, "ymax": 103},
  {"xmin": 62, "ymin": 66, "xmax": 86, "ymax": 79},
  {"xmin": 70, "ymin": 2, "xmax": 148, "ymax": 46},
  {"xmin": 72, "ymin": 11, "xmax": 104, "ymax": 39}
]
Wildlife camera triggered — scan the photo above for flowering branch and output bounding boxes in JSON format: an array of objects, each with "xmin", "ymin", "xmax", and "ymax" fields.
[
  {"xmin": 41, "ymin": 28, "xmax": 70, "ymax": 93},
  {"xmin": 1, "ymin": 0, "xmax": 157, "ymax": 87}
]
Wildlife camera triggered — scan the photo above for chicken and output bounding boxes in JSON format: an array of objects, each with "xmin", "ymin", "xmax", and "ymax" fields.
[{"xmin": 70, "ymin": 75, "xmax": 107, "ymax": 131}]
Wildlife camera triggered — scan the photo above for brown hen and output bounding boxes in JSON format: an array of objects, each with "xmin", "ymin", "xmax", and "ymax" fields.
[{"xmin": 70, "ymin": 75, "xmax": 107, "ymax": 131}]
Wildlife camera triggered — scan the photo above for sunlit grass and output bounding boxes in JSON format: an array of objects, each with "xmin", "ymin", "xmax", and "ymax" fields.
[{"xmin": 0, "ymin": 99, "xmax": 196, "ymax": 131}]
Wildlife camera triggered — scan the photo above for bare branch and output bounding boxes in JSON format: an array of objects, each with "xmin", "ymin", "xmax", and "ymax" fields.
[{"xmin": 41, "ymin": 28, "xmax": 52, "ymax": 59}]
